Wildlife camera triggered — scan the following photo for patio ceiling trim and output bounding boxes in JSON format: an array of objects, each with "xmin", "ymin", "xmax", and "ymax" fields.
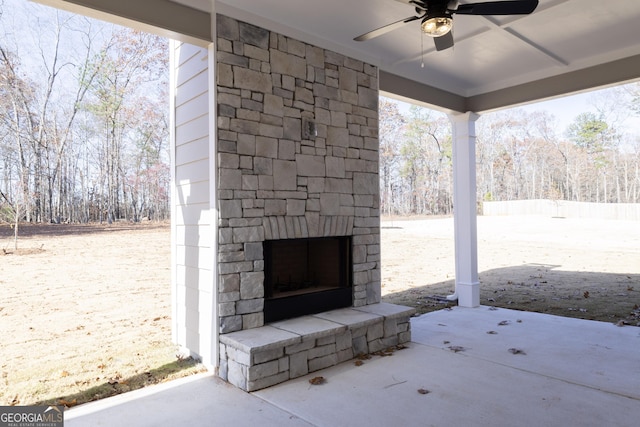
[
  {"xmin": 34, "ymin": 0, "xmax": 212, "ymax": 46},
  {"xmin": 379, "ymin": 71, "xmax": 466, "ymax": 114},
  {"xmin": 466, "ymin": 53, "xmax": 640, "ymax": 113},
  {"xmin": 382, "ymin": 53, "xmax": 640, "ymax": 114}
]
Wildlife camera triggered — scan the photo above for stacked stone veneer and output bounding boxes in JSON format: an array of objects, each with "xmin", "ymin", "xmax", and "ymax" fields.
[
  {"xmin": 214, "ymin": 15, "xmax": 413, "ymax": 392},
  {"xmin": 216, "ymin": 14, "xmax": 381, "ymax": 335}
]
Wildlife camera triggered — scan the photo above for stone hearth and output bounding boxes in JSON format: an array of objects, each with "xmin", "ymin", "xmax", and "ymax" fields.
[{"xmin": 219, "ymin": 303, "xmax": 414, "ymax": 391}]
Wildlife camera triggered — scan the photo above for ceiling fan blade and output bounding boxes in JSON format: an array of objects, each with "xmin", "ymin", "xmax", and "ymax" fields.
[
  {"xmin": 454, "ymin": 0, "xmax": 538, "ymax": 15},
  {"xmin": 354, "ymin": 15, "xmax": 421, "ymax": 41},
  {"xmin": 434, "ymin": 31, "xmax": 454, "ymax": 51}
]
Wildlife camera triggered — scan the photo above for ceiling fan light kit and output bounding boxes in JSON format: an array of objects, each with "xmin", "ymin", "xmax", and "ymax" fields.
[
  {"xmin": 354, "ymin": 0, "xmax": 539, "ymax": 51},
  {"xmin": 421, "ymin": 15, "xmax": 453, "ymax": 37}
]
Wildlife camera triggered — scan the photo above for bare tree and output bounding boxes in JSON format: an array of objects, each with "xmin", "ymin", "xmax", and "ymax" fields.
[
  {"xmin": 379, "ymin": 98, "xmax": 405, "ymax": 216},
  {"xmin": 0, "ymin": 44, "xmax": 36, "ymax": 245},
  {"xmin": 83, "ymin": 29, "xmax": 168, "ymax": 223},
  {"xmin": 0, "ymin": 1, "xmax": 170, "ymax": 227}
]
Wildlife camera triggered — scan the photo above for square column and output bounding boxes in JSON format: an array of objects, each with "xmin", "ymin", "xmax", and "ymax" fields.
[{"xmin": 448, "ymin": 112, "xmax": 480, "ymax": 307}]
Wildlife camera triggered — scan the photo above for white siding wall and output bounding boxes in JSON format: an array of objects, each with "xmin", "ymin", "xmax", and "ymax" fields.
[{"xmin": 170, "ymin": 40, "xmax": 217, "ymax": 367}]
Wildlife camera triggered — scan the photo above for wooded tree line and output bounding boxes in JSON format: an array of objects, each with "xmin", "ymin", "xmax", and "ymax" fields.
[
  {"xmin": 380, "ymin": 86, "xmax": 640, "ymax": 216},
  {"xmin": 0, "ymin": 1, "xmax": 169, "ymax": 227}
]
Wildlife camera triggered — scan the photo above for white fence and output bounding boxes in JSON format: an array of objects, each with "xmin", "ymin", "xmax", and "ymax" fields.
[{"xmin": 482, "ymin": 199, "xmax": 640, "ymax": 221}]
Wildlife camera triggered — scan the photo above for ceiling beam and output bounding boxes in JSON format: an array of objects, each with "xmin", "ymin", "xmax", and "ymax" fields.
[
  {"xmin": 379, "ymin": 70, "xmax": 466, "ymax": 113},
  {"xmin": 33, "ymin": 0, "xmax": 212, "ymax": 45},
  {"xmin": 466, "ymin": 54, "xmax": 640, "ymax": 112},
  {"xmin": 382, "ymin": 53, "xmax": 640, "ymax": 114}
]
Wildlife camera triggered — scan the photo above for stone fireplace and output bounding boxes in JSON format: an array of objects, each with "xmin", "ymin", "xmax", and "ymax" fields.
[{"xmin": 215, "ymin": 14, "xmax": 413, "ymax": 391}]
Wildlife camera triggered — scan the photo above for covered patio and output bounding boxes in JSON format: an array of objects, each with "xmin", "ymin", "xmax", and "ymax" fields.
[{"xmin": 65, "ymin": 306, "xmax": 640, "ymax": 426}]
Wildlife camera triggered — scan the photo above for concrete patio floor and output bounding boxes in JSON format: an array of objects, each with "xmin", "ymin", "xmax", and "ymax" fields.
[{"xmin": 65, "ymin": 307, "xmax": 640, "ymax": 426}]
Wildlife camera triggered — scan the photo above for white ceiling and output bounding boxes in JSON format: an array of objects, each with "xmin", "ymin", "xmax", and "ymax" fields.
[
  {"xmin": 43, "ymin": 0, "xmax": 640, "ymax": 113},
  {"xmin": 207, "ymin": 0, "xmax": 640, "ymax": 112}
]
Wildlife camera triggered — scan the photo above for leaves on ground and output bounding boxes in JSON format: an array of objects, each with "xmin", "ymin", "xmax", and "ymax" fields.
[
  {"xmin": 448, "ymin": 345, "xmax": 465, "ymax": 353},
  {"xmin": 373, "ymin": 345, "xmax": 408, "ymax": 358},
  {"xmin": 508, "ymin": 348, "xmax": 526, "ymax": 355},
  {"xmin": 417, "ymin": 388, "xmax": 430, "ymax": 395},
  {"xmin": 354, "ymin": 345, "xmax": 408, "ymax": 365},
  {"xmin": 58, "ymin": 398, "xmax": 77, "ymax": 408},
  {"xmin": 486, "ymin": 331, "xmax": 498, "ymax": 335},
  {"xmin": 308, "ymin": 376, "xmax": 325, "ymax": 385},
  {"xmin": 498, "ymin": 320, "xmax": 510, "ymax": 326}
]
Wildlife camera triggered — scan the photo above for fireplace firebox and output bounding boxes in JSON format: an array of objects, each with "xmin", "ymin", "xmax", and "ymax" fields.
[{"xmin": 263, "ymin": 236, "xmax": 352, "ymax": 323}]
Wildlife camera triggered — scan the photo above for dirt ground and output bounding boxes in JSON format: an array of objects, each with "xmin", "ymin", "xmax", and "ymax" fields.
[
  {"xmin": 1, "ymin": 215, "xmax": 639, "ymax": 407},
  {"xmin": 0, "ymin": 223, "xmax": 204, "ymax": 407}
]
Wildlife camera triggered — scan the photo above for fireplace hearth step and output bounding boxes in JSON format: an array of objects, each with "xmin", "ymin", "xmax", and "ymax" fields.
[{"xmin": 219, "ymin": 303, "xmax": 415, "ymax": 392}]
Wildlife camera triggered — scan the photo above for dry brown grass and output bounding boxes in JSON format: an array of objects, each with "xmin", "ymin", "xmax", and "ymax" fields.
[{"xmin": 0, "ymin": 223, "xmax": 205, "ymax": 408}]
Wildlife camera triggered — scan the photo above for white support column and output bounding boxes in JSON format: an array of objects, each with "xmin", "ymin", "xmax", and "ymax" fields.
[{"xmin": 447, "ymin": 112, "xmax": 480, "ymax": 307}]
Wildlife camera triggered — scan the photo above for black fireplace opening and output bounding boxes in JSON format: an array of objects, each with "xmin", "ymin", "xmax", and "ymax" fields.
[{"xmin": 263, "ymin": 236, "xmax": 352, "ymax": 323}]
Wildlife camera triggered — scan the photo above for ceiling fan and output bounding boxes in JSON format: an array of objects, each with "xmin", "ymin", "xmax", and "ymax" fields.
[{"xmin": 354, "ymin": 0, "xmax": 539, "ymax": 51}]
